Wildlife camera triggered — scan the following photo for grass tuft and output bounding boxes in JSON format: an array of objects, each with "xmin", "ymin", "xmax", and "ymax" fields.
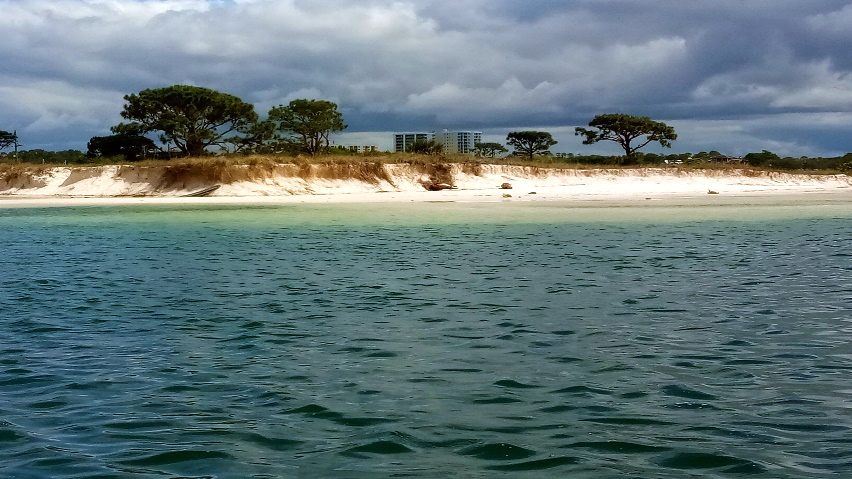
[{"xmin": 0, "ymin": 163, "xmax": 52, "ymax": 188}]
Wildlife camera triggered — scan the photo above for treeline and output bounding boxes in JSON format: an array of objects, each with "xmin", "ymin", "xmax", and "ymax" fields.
[
  {"xmin": 98, "ymin": 86, "xmax": 345, "ymax": 160},
  {"xmin": 0, "ymin": 149, "xmax": 89, "ymax": 164},
  {"xmin": 1, "ymin": 85, "xmax": 348, "ymax": 163},
  {"xmin": 548, "ymin": 150, "xmax": 852, "ymax": 172},
  {"xmin": 1, "ymin": 85, "xmax": 851, "ymax": 173}
]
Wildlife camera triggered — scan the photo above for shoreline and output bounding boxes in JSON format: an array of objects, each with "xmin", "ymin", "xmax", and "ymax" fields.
[
  {"xmin": 2, "ymin": 187, "xmax": 851, "ymax": 210},
  {"xmin": 1, "ymin": 164, "xmax": 850, "ymax": 209}
]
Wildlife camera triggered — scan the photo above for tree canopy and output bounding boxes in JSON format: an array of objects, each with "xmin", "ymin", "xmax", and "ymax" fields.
[
  {"xmin": 506, "ymin": 131, "xmax": 557, "ymax": 160},
  {"xmin": 0, "ymin": 130, "xmax": 18, "ymax": 151},
  {"xmin": 575, "ymin": 114, "xmax": 676, "ymax": 162},
  {"xmin": 87, "ymin": 134, "xmax": 156, "ymax": 162},
  {"xmin": 474, "ymin": 141, "xmax": 508, "ymax": 158},
  {"xmin": 267, "ymin": 99, "xmax": 346, "ymax": 156},
  {"xmin": 9, "ymin": 149, "xmax": 88, "ymax": 164},
  {"xmin": 410, "ymin": 139, "xmax": 443, "ymax": 155},
  {"xmin": 230, "ymin": 120, "xmax": 279, "ymax": 154},
  {"xmin": 743, "ymin": 150, "xmax": 780, "ymax": 167},
  {"xmin": 111, "ymin": 85, "xmax": 259, "ymax": 157}
]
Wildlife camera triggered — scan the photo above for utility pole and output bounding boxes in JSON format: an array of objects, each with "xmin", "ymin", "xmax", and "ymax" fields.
[{"xmin": 13, "ymin": 130, "xmax": 18, "ymax": 162}]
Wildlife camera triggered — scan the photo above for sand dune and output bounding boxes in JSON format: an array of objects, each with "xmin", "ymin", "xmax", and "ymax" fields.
[{"xmin": 1, "ymin": 163, "xmax": 850, "ymax": 206}]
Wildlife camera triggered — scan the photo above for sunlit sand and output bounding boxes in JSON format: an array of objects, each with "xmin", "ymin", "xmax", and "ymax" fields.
[{"xmin": 1, "ymin": 164, "xmax": 850, "ymax": 215}]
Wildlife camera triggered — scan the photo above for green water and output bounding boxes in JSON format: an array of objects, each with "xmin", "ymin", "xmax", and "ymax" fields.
[{"xmin": 1, "ymin": 202, "xmax": 850, "ymax": 478}]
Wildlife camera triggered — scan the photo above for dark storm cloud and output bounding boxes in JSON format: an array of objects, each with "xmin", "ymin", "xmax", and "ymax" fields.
[{"xmin": 1, "ymin": 0, "xmax": 851, "ymax": 155}]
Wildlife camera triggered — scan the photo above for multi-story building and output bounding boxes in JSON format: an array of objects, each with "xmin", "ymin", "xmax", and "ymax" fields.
[
  {"xmin": 394, "ymin": 130, "xmax": 483, "ymax": 154},
  {"xmin": 394, "ymin": 132, "xmax": 434, "ymax": 152},
  {"xmin": 434, "ymin": 130, "xmax": 482, "ymax": 154}
]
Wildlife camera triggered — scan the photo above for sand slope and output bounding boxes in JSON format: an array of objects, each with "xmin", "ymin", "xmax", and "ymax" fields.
[{"xmin": 1, "ymin": 163, "xmax": 850, "ymax": 204}]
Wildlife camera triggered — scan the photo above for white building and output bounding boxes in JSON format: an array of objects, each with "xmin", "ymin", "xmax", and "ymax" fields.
[
  {"xmin": 434, "ymin": 130, "xmax": 482, "ymax": 154},
  {"xmin": 394, "ymin": 132, "xmax": 434, "ymax": 152}
]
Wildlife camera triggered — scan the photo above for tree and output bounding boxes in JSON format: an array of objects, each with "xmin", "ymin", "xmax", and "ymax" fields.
[
  {"xmin": 228, "ymin": 120, "xmax": 278, "ymax": 154},
  {"xmin": 506, "ymin": 131, "xmax": 557, "ymax": 160},
  {"xmin": 87, "ymin": 134, "xmax": 156, "ymax": 161},
  {"xmin": 410, "ymin": 139, "xmax": 443, "ymax": 155},
  {"xmin": 267, "ymin": 99, "xmax": 346, "ymax": 156},
  {"xmin": 474, "ymin": 141, "xmax": 508, "ymax": 158},
  {"xmin": 111, "ymin": 85, "xmax": 259, "ymax": 157},
  {"xmin": 575, "ymin": 114, "xmax": 676, "ymax": 163},
  {"xmin": 743, "ymin": 150, "xmax": 780, "ymax": 167},
  {"xmin": 13, "ymin": 149, "xmax": 88, "ymax": 164},
  {"xmin": 0, "ymin": 130, "xmax": 18, "ymax": 152}
]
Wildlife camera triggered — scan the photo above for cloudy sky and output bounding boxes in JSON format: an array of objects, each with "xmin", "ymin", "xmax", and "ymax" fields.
[{"xmin": 2, "ymin": 0, "xmax": 852, "ymax": 156}]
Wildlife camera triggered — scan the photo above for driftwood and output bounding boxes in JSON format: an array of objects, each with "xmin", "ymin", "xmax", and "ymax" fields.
[{"xmin": 181, "ymin": 185, "xmax": 220, "ymax": 197}]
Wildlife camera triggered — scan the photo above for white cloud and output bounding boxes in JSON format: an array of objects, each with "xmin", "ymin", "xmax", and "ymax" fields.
[
  {"xmin": 404, "ymin": 78, "xmax": 562, "ymax": 119},
  {"xmin": 0, "ymin": 80, "xmax": 122, "ymax": 132},
  {"xmin": 771, "ymin": 61, "xmax": 852, "ymax": 108},
  {"xmin": 806, "ymin": 3, "xmax": 852, "ymax": 36}
]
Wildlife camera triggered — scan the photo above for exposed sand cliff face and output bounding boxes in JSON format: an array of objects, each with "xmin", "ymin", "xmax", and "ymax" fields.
[{"xmin": 1, "ymin": 163, "xmax": 850, "ymax": 200}]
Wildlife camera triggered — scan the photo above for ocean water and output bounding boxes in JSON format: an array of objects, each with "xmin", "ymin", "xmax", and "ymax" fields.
[{"xmin": 1, "ymin": 201, "xmax": 851, "ymax": 478}]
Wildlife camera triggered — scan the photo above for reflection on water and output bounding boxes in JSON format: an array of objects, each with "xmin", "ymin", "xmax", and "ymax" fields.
[{"xmin": 1, "ymin": 203, "xmax": 850, "ymax": 478}]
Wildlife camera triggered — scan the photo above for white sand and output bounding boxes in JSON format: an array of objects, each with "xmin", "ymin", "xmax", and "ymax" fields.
[{"xmin": 1, "ymin": 164, "xmax": 850, "ymax": 208}]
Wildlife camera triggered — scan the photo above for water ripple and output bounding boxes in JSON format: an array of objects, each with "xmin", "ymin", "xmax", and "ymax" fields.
[{"xmin": 1, "ymin": 205, "xmax": 850, "ymax": 478}]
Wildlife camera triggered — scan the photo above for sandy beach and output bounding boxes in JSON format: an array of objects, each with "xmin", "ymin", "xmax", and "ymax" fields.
[{"xmin": 1, "ymin": 163, "xmax": 850, "ymax": 209}]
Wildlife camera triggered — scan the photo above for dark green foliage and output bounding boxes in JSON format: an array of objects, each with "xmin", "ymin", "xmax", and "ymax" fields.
[
  {"xmin": 506, "ymin": 131, "xmax": 557, "ymax": 160},
  {"xmin": 743, "ymin": 150, "xmax": 780, "ymax": 167},
  {"xmin": 87, "ymin": 134, "xmax": 156, "ymax": 161},
  {"xmin": 809, "ymin": 153, "xmax": 852, "ymax": 172},
  {"xmin": 229, "ymin": 120, "xmax": 279, "ymax": 154},
  {"xmin": 690, "ymin": 151, "xmax": 723, "ymax": 161},
  {"xmin": 0, "ymin": 130, "xmax": 18, "ymax": 151},
  {"xmin": 410, "ymin": 139, "xmax": 443, "ymax": 155},
  {"xmin": 474, "ymin": 141, "xmax": 508, "ymax": 158},
  {"xmin": 575, "ymin": 113, "xmax": 676, "ymax": 163},
  {"xmin": 10, "ymin": 149, "xmax": 89, "ymax": 164},
  {"xmin": 742, "ymin": 150, "xmax": 852, "ymax": 171},
  {"xmin": 267, "ymin": 99, "xmax": 346, "ymax": 156},
  {"xmin": 112, "ymin": 85, "xmax": 259, "ymax": 157},
  {"xmin": 767, "ymin": 156, "xmax": 804, "ymax": 170}
]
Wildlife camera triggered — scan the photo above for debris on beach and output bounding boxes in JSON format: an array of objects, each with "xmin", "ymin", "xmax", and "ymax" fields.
[{"xmin": 182, "ymin": 185, "xmax": 220, "ymax": 197}]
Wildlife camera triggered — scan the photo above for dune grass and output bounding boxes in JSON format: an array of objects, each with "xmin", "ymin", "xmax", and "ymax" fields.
[
  {"xmin": 0, "ymin": 163, "xmax": 52, "ymax": 186},
  {"xmin": 3, "ymin": 153, "xmax": 847, "ymax": 194},
  {"xmin": 122, "ymin": 155, "xmax": 400, "ymax": 187},
  {"xmin": 117, "ymin": 153, "xmax": 490, "ymax": 187}
]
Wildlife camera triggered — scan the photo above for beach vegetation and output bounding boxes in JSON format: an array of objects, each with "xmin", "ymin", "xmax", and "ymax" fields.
[
  {"xmin": 267, "ymin": 99, "xmax": 347, "ymax": 156},
  {"xmin": 1, "ymin": 149, "xmax": 89, "ymax": 164},
  {"xmin": 743, "ymin": 150, "xmax": 780, "ymax": 167},
  {"xmin": 575, "ymin": 114, "xmax": 677, "ymax": 164},
  {"xmin": 111, "ymin": 85, "xmax": 260, "ymax": 157},
  {"xmin": 740, "ymin": 150, "xmax": 852, "ymax": 173},
  {"xmin": 415, "ymin": 160, "xmax": 455, "ymax": 189},
  {"xmin": 121, "ymin": 154, "xmax": 400, "ymax": 188},
  {"xmin": 474, "ymin": 142, "xmax": 508, "ymax": 158},
  {"xmin": 506, "ymin": 131, "xmax": 558, "ymax": 160},
  {"xmin": 409, "ymin": 139, "xmax": 443, "ymax": 155},
  {"xmin": 4, "ymin": 146, "xmax": 851, "ymax": 175}
]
